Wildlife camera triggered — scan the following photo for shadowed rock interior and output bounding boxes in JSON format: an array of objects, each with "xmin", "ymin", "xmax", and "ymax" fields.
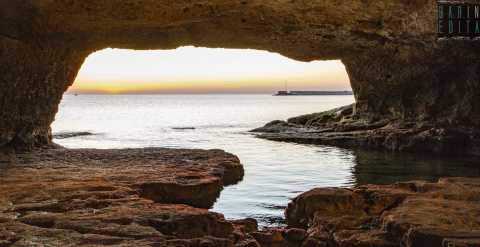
[{"xmin": 1, "ymin": 0, "xmax": 480, "ymax": 151}]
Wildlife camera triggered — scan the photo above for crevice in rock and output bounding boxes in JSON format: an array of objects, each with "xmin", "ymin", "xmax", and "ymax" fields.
[{"xmin": 0, "ymin": 33, "xmax": 21, "ymax": 42}]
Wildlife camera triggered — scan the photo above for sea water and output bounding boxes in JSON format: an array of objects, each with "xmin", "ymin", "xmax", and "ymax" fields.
[{"xmin": 52, "ymin": 94, "xmax": 480, "ymax": 227}]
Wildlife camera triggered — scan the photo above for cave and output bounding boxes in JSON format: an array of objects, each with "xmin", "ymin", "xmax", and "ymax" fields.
[
  {"xmin": 2, "ymin": 1, "xmax": 480, "ymax": 246},
  {"xmin": 1, "ymin": 0, "xmax": 480, "ymax": 152}
]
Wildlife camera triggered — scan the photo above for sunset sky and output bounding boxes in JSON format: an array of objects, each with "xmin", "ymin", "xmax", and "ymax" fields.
[{"xmin": 70, "ymin": 46, "xmax": 351, "ymax": 94}]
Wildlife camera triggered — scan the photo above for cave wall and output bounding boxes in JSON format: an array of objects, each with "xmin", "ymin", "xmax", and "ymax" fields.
[
  {"xmin": 0, "ymin": 39, "xmax": 87, "ymax": 149},
  {"xmin": 344, "ymin": 43, "xmax": 480, "ymax": 123},
  {"xmin": 1, "ymin": 0, "xmax": 479, "ymax": 150}
]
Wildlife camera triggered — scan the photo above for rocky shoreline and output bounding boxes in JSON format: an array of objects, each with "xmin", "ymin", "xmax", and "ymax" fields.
[
  {"xmin": 1, "ymin": 147, "xmax": 479, "ymax": 246},
  {"xmin": 284, "ymin": 177, "xmax": 480, "ymax": 247},
  {"xmin": 0, "ymin": 148, "xmax": 246, "ymax": 246},
  {"xmin": 252, "ymin": 104, "xmax": 480, "ymax": 156}
]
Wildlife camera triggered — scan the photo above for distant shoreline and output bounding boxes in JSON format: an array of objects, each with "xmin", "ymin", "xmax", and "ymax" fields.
[
  {"xmin": 64, "ymin": 92, "xmax": 354, "ymax": 96},
  {"xmin": 274, "ymin": 90, "xmax": 353, "ymax": 96}
]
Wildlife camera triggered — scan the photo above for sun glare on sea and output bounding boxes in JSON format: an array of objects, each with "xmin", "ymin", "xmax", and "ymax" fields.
[{"xmin": 71, "ymin": 46, "xmax": 351, "ymax": 94}]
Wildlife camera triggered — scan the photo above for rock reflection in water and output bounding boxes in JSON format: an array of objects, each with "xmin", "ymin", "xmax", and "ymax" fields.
[{"xmin": 351, "ymin": 150, "xmax": 480, "ymax": 186}]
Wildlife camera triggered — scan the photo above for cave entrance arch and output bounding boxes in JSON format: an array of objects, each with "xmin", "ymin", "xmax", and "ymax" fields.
[
  {"xmin": 2, "ymin": 0, "xmax": 479, "ymax": 151},
  {"xmin": 52, "ymin": 46, "xmax": 354, "ymax": 148}
]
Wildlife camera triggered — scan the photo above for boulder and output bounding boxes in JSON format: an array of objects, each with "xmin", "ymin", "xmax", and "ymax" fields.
[{"xmin": 283, "ymin": 177, "xmax": 480, "ymax": 247}]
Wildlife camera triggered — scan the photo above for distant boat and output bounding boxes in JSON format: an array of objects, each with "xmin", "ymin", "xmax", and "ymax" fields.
[
  {"xmin": 274, "ymin": 90, "xmax": 353, "ymax": 96},
  {"xmin": 74, "ymin": 93, "xmax": 79, "ymax": 96}
]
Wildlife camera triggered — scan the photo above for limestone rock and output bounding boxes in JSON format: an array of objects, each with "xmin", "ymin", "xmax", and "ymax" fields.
[
  {"xmin": 1, "ymin": 147, "xmax": 243, "ymax": 209},
  {"xmin": 53, "ymin": 131, "xmax": 95, "ymax": 139},
  {"xmin": 283, "ymin": 177, "xmax": 480, "ymax": 247},
  {"xmin": 1, "ymin": 1, "xmax": 480, "ymax": 150},
  {"xmin": 0, "ymin": 147, "xmax": 246, "ymax": 246},
  {"xmin": 254, "ymin": 104, "xmax": 480, "ymax": 155}
]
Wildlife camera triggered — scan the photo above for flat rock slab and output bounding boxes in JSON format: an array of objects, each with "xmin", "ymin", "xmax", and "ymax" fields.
[
  {"xmin": 0, "ymin": 148, "xmax": 246, "ymax": 246},
  {"xmin": 0, "ymin": 148, "xmax": 244, "ymax": 209}
]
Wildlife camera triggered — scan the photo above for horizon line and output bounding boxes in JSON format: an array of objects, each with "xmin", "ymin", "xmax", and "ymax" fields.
[{"xmin": 65, "ymin": 90, "xmax": 354, "ymax": 95}]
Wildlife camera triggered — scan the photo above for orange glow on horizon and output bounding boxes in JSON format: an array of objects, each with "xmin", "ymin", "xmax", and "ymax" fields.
[{"xmin": 70, "ymin": 47, "xmax": 351, "ymax": 94}]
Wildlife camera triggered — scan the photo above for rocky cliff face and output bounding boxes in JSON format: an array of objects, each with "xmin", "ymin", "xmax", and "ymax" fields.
[{"xmin": 1, "ymin": 0, "xmax": 480, "ymax": 150}]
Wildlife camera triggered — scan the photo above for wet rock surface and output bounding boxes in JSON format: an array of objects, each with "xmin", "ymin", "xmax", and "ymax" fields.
[
  {"xmin": 280, "ymin": 177, "xmax": 480, "ymax": 247},
  {"xmin": 253, "ymin": 104, "xmax": 480, "ymax": 156},
  {"xmin": 53, "ymin": 132, "xmax": 95, "ymax": 139},
  {"xmin": 0, "ymin": 147, "xmax": 247, "ymax": 246},
  {"xmin": 0, "ymin": 147, "xmax": 244, "ymax": 209}
]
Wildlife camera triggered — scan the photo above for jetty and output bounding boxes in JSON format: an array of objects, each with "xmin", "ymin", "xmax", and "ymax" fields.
[{"xmin": 274, "ymin": 90, "xmax": 353, "ymax": 96}]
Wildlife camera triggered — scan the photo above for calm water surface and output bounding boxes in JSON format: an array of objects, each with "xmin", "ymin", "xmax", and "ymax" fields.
[{"xmin": 52, "ymin": 94, "xmax": 480, "ymax": 227}]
